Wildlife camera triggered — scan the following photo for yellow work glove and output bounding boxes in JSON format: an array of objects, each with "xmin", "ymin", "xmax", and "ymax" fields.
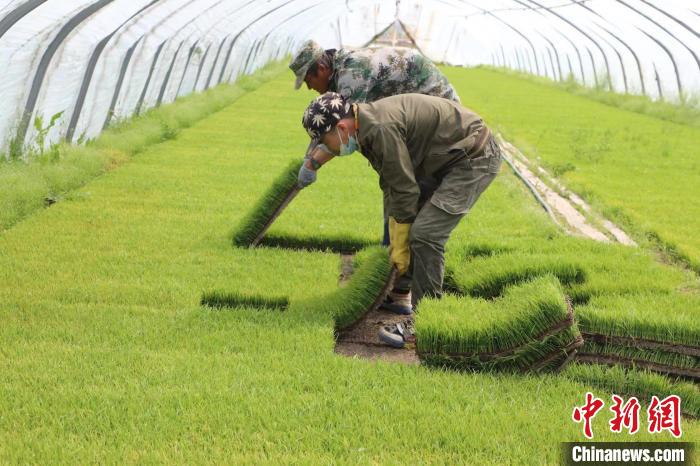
[{"xmin": 388, "ymin": 217, "xmax": 411, "ymax": 275}]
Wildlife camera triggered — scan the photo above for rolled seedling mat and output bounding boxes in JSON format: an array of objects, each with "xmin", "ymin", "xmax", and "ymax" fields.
[
  {"xmin": 332, "ymin": 253, "xmax": 397, "ymax": 331},
  {"xmin": 416, "ymin": 275, "xmax": 583, "ymax": 373},
  {"xmin": 232, "ymin": 159, "xmax": 303, "ymax": 247}
]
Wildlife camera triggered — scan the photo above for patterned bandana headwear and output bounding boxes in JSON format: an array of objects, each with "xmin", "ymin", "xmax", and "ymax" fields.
[
  {"xmin": 301, "ymin": 92, "xmax": 352, "ymax": 139},
  {"xmin": 289, "ymin": 40, "xmax": 325, "ymax": 90}
]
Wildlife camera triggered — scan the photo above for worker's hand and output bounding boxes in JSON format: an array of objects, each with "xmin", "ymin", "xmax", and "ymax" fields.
[
  {"xmin": 298, "ymin": 161, "xmax": 317, "ymax": 188},
  {"xmin": 388, "ymin": 217, "xmax": 411, "ymax": 275}
]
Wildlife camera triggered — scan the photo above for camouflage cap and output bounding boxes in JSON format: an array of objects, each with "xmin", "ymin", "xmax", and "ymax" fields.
[
  {"xmin": 301, "ymin": 92, "xmax": 352, "ymax": 139},
  {"xmin": 290, "ymin": 40, "xmax": 324, "ymax": 90}
]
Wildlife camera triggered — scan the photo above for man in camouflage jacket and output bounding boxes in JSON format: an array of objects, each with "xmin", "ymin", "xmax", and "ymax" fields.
[
  {"xmin": 291, "ymin": 41, "xmax": 464, "ymax": 320},
  {"xmin": 290, "ymin": 40, "xmax": 461, "ymax": 254},
  {"xmin": 290, "ymin": 40, "xmax": 460, "ymax": 104}
]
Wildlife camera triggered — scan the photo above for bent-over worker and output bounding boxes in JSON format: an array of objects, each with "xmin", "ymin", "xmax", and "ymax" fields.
[{"xmin": 301, "ymin": 92, "xmax": 502, "ymax": 347}]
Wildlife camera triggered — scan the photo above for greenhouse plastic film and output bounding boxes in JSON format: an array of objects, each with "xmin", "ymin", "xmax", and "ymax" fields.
[{"xmin": 0, "ymin": 0, "xmax": 698, "ymax": 155}]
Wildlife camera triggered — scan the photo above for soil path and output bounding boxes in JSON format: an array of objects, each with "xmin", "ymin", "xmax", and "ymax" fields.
[{"xmin": 498, "ymin": 136, "xmax": 636, "ymax": 246}]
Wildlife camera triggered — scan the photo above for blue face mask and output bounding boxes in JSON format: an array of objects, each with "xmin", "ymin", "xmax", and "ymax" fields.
[{"xmin": 336, "ymin": 126, "xmax": 358, "ymax": 156}]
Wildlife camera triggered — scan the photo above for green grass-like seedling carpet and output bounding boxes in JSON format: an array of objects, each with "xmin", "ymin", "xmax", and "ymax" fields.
[
  {"xmin": 0, "ymin": 69, "xmax": 698, "ymax": 463},
  {"xmin": 444, "ymin": 66, "xmax": 700, "ymax": 271},
  {"xmin": 417, "ymin": 275, "xmax": 581, "ymax": 373}
]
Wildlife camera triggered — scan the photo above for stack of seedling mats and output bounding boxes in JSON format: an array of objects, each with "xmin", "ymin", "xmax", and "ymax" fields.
[
  {"xmin": 574, "ymin": 294, "xmax": 699, "ymax": 382},
  {"xmin": 416, "ymin": 275, "xmax": 583, "ymax": 373},
  {"xmin": 424, "ymin": 238, "xmax": 700, "ymax": 383}
]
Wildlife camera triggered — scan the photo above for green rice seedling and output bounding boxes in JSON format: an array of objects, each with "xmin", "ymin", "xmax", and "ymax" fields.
[
  {"xmin": 292, "ymin": 246, "xmax": 392, "ymax": 329},
  {"xmin": 576, "ymin": 293, "xmax": 700, "ymax": 349},
  {"xmin": 478, "ymin": 65, "xmax": 700, "ymax": 128},
  {"xmin": 443, "ymin": 66, "xmax": 700, "ymax": 270},
  {"xmin": 461, "ymin": 241, "xmax": 515, "ymax": 259},
  {"xmin": 449, "ymin": 235, "xmax": 690, "ymax": 303},
  {"xmin": 1, "ymin": 72, "xmax": 699, "ymax": 462},
  {"xmin": 446, "ymin": 240, "xmax": 698, "ymax": 379},
  {"xmin": 231, "ymin": 159, "xmax": 303, "ymax": 247},
  {"xmin": 200, "ymin": 291, "xmax": 289, "ymax": 311},
  {"xmin": 260, "ymin": 233, "xmax": 374, "ymax": 253},
  {"xmin": 93, "ymin": 60, "xmax": 287, "ymax": 157},
  {"xmin": 422, "ymin": 325, "xmax": 582, "ymax": 373},
  {"xmin": 574, "ymin": 293, "xmax": 700, "ymax": 382},
  {"xmin": 0, "ymin": 61, "xmax": 287, "ymax": 233},
  {"xmin": 578, "ymin": 340, "xmax": 698, "ymax": 373},
  {"xmin": 262, "ymin": 154, "xmax": 384, "ymax": 247},
  {"xmin": 451, "ymin": 253, "xmax": 586, "ymax": 299},
  {"xmin": 416, "ymin": 275, "xmax": 582, "ymax": 373},
  {"xmin": 563, "ymin": 363, "xmax": 700, "ymax": 418}
]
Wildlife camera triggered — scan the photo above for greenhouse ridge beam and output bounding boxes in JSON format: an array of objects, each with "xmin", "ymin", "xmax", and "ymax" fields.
[
  {"xmin": 104, "ymin": 37, "xmax": 143, "ymax": 130},
  {"xmin": 615, "ymin": 0, "xmax": 700, "ymax": 73},
  {"xmin": 156, "ymin": 40, "xmax": 185, "ymax": 107},
  {"xmin": 592, "ymin": 21, "xmax": 646, "ymax": 95},
  {"xmin": 514, "ymin": 0, "xmax": 613, "ymax": 90},
  {"xmin": 66, "ymin": 0, "xmax": 161, "ymax": 142},
  {"xmin": 15, "ymin": 0, "xmax": 113, "ymax": 151},
  {"xmin": 0, "ymin": 0, "xmax": 47, "ymax": 40},
  {"xmin": 362, "ymin": 18, "xmax": 425, "ymax": 55},
  {"xmin": 637, "ymin": 27, "xmax": 683, "ymax": 97}
]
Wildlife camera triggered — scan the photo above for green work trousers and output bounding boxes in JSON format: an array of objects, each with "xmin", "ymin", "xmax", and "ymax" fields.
[{"xmin": 395, "ymin": 136, "xmax": 503, "ymax": 305}]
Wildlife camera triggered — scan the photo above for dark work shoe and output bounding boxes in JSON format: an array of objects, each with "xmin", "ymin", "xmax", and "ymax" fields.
[
  {"xmin": 379, "ymin": 290, "xmax": 414, "ymax": 315},
  {"xmin": 378, "ymin": 319, "xmax": 415, "ymax": 348}
]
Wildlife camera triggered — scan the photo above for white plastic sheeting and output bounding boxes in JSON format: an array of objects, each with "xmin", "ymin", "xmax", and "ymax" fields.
[
  {"xmin": 0, "ymin": 0, "xmax": 698, "ymax": 155},
  {"xmin": 398, "ymin": 0, "xmax": 700, "ymax": 100},
  {"xmin": 0, "ymin": 0, "xmax": 387, "ymax": 155}
]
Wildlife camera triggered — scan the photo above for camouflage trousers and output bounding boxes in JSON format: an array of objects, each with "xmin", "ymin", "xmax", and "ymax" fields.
[{"xmin": 394, "ymin": 136, "xmax": 503, "ymax": 306}]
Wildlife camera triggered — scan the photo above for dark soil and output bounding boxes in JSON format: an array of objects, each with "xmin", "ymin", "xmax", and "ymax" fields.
[{"xmin": 335, "ymin": 260, "xmax": 419, "ymax": 364}]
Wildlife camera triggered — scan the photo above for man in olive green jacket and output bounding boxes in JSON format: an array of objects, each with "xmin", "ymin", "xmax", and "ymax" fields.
[{"xmin": 301, "ymin": 92, "xmax": 502, "ymax": 347}]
